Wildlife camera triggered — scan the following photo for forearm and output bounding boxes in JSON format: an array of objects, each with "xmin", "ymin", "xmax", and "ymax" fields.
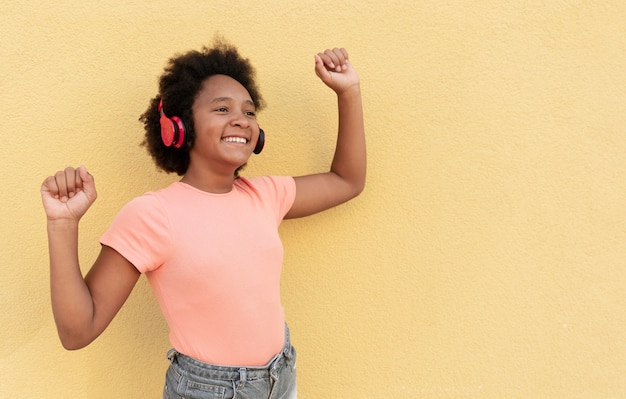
[
  {"xmin": 330, "ymin": 85, "xmax": 366, "ymax": 195},
  {"xmin": 47, "ymin": 220, "xmax": 96, "ymax": 349},
  {"xmin": 285, "ymin": 48, "xmax": 366, "ymax": 218}
]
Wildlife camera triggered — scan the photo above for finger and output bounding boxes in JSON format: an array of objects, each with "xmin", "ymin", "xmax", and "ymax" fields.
[
  {"xmin": 54, "ymin": 170, "xmax": 70, "ymax": 202},
  {"xmin": 336, "ymin": 48, "xmax": 349, "ymax": 70},
  {"xmin": 41, "ymin": 175, "xmax": 60, "ymax": 199},
  {"xmin": 78, "ymin": 165, "xmax": 97, "ymax": 202},
  {"xmin": 78, "ymin": 165, "xmax": 92, "ymax": 190},
  {"xmin": 314, "ymin": 54, "xmax": 329, "ymax": 78},
  {"xmin": 315, "ymin": 52, "xmax": 333, "ymax": 71},
  {"xmin": 316, "ymin": 49, "xmax": 339, "ymax": 71},
  {"xmin": 328, "ymin": 48, "xmax": 349, "ymax": 71},
  {"xmin": 74, "ymin": 167, "xmax": 84, "ymax": 192},
  {"xmin": 323, "ymin": 49, "xmax": 342, "ymax": 72},
  {"xmin": 64, "ymin": 167, "xmax": 77, "ymax": 198},
  {"xmin": 330, "ymin": 48, "xmax": 348, "ymax": 63},
  {"xmin": 338, "ymin": 47, "xmax": 349, "ymax": 60}
]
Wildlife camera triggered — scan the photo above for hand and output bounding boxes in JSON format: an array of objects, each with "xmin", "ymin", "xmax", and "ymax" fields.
[
  {"xmin": 41, "ymin": 166, "xmax": 97, "ymax": 222},
  {"xmin": 314, "ymin": 48, "xmax": 360, "ymax": 95}
]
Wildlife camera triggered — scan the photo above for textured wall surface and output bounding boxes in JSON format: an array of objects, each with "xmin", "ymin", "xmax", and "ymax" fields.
[{"xmin": 1, "ymin": 1, "xmax": 625, "ymax": 397}]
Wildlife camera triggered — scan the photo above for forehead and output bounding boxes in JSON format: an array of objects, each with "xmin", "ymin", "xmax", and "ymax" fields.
[{"xmin": 196, "ymin": 74, "xmax": 252, "ymax": 102}]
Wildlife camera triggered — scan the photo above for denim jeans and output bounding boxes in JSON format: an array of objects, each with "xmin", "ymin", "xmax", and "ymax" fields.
[{"xmin": 162, "ymin": 326, "xmax": 297, "ymax": 399}]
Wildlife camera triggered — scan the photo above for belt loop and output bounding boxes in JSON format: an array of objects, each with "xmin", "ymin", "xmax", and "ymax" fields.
[
  {"xmin": 284, "ymin": 325, "xmax": 294, "ymax": 362},
  {"xmin": 166, "ymin": 349, "xmax": 177, "ymax": 364},
  {"xmin": 236, "ymin": 367, "xmax": 247, "ymax": 391},
  {"xmin": 269, "ymin": 353, "xmax": 283, "ymax": 381},
  {"xmin": 284, "ymin": 346, "xmax": 294, "ymax": 362}
]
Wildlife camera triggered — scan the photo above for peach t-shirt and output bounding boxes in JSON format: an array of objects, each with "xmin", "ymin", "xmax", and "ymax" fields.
[{"xmin": 100, "ymin": 176, "xmax": 296, "ymax": 366}]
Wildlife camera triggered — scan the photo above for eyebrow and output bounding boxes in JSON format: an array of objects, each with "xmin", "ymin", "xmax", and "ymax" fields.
[{"xmin": 211, "ymin": 97, "xmax": 256, "ymax": 107}]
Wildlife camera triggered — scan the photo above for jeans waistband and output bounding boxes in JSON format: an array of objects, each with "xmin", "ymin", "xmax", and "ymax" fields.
[{"xmin": 167, "ymin": 325, "xmax": 294, "ymax": 382}]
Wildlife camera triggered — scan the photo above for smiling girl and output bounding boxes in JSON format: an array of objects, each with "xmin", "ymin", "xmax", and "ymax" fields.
[{"xmin": 41, "ymin": 38, "xmax": 365, "ymax": 399}]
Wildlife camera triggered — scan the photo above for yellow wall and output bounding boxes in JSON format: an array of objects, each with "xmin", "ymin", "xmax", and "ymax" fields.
[{"xmin": 2, "ymin": 1, "xmax": 625, "ymax": 397}]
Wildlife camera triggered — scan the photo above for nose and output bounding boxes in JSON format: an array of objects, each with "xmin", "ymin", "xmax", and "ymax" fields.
[{"xmin": 230, "ymin": 111, "xmax": 250, "ymax": 128}]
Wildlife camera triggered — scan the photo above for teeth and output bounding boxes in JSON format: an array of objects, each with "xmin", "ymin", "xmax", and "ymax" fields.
[{"xmin": 223, "ymin": 137, "xmax": 247, "ymax": 144}]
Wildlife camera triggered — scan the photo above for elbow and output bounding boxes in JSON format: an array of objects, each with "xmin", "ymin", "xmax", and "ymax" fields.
[
  {"xmin": 345, "ymin": 178, "xmax": 366, "ymax": 202},
  {"xmin": 60, "ymin": 339, "xmax": 88, "ymax": 351},
  {"xmin": 356, "ymin": 178, "xmax": 366, "ymax": 197},
  {"xmin": 343, "ymin": 166, "xmax": 366, "ymax": 200},
  {"xmin": 352, "ymin": 174, "xmax": 366, "ymax": 198},
  {"xmin": 59, "ymin": 336, "xmax": 89, "ymax": 351},
  {"xmin": 353, "ymin": 164, "xmax": 367, "ymax": 197},
  {"xmin": 343, "ymin": 168, "xmax": 366, "ymax": 200},
  {"xmin": 350, "ymin": 185, "xmax": 365, "ymax": 201},
  {"xmin": 57, "ymin": 328, "xmax": 95, "ymax": 351}
]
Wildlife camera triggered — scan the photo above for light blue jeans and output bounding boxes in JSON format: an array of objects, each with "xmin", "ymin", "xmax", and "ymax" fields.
[{"xmin": 162, "ymin": 326, "xmax": 297, "ymax": 399}]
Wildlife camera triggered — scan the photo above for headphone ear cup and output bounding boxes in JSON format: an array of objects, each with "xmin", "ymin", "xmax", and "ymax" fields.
[
  {"xmin": 253, "ymin": 128, "xmax": 265, "ymax": 154},
  {"xmin": 160, "ymin": 113, "xmax": 177, "ymax": 147},
  {"xmin": 169, "ymin": 116, "xmax": 186, "ymax": 149},
  {"xmin": 159, "ymin": 100, "xmax": 186, "ymax": 148}
]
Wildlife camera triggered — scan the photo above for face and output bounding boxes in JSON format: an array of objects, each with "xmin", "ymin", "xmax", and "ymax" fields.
[{"xmin": 189, "ymin": 74, "xmax": 260, "ymax": 173}]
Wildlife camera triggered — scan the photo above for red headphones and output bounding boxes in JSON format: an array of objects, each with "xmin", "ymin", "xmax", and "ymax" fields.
[
  {"xmin": 159, "ymin": 99, "xmax": 265, "ymax": 154},
  {"xmin": 159, "ymin": 99, "xmax": 186, "ymax": 149}
]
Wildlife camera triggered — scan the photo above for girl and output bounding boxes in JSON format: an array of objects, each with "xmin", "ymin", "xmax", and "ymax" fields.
[{"xmin": 41, "ymin": 39, "xmax": 365, "ymax": 399}]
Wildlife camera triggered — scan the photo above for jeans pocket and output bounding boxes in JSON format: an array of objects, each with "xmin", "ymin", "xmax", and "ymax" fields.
[
  {"xmin": 163, "ymin": 365, "xmax": 181, "ymax": 399},
  {"xmin": 163, "ymin": 381, "xmax": 184, "ymax": 399}
]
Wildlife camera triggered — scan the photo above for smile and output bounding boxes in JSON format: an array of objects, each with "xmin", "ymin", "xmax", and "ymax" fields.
[{"xmin": 222, "ymin": 137, "xmax": 248, "ymax": 144}]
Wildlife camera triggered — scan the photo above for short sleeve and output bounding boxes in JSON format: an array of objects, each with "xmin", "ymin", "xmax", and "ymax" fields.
[
  {"xmin": 100, "ymin": 193, "xmax": 171, "ymax": 273},
  {"xmin": 254, "ymin": 176, "xmax": 296, "ymax": 223}
]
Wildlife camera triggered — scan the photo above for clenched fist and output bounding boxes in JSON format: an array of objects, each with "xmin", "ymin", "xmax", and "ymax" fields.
[{"xmin": 41, "ymin": 166, "xmax": 97, "ymax": 222}]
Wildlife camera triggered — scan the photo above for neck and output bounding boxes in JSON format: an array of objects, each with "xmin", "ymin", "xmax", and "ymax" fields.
[{"xmin": 181, "ymin": 168, "xmax": 237, "ymax": 194}]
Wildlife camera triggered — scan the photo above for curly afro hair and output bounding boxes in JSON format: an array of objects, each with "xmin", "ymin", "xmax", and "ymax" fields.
[{"xmin": 140, "ymin": 38, "xmax": 265, "ymax": 176}]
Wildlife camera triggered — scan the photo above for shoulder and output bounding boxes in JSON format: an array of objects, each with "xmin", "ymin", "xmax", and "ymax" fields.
[
  {"xmin": 113, "ymin": 182, "xmax": 186, "ymax": 222},
  {"xmin": 235, "ymin": 176, "xmax": 296, "ymax": 189},
  {"xmin": 236, "ymin": 176, "xmax": 296, "ymax": 194},
  {"xmin": 235, "ymin": 176, "xmax": 297, "ymax": 218}
]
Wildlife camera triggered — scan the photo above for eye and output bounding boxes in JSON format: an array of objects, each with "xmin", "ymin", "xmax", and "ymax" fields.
[
  {"xmin": 245, "ymin": 110, "xmax": 257, "ymax": 117},
  {"xmin": 216, "ymin": 107, "xmax": 229, "ymax": 113}
]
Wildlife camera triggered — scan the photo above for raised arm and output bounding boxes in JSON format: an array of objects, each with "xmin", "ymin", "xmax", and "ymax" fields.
[
  {"xmin": 41, "ymin": 166, "xmax": 140, "ymax": 349},
  {"xmin": 285, "ymin": 48, "xmax": 366, "ymax": 219}
]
